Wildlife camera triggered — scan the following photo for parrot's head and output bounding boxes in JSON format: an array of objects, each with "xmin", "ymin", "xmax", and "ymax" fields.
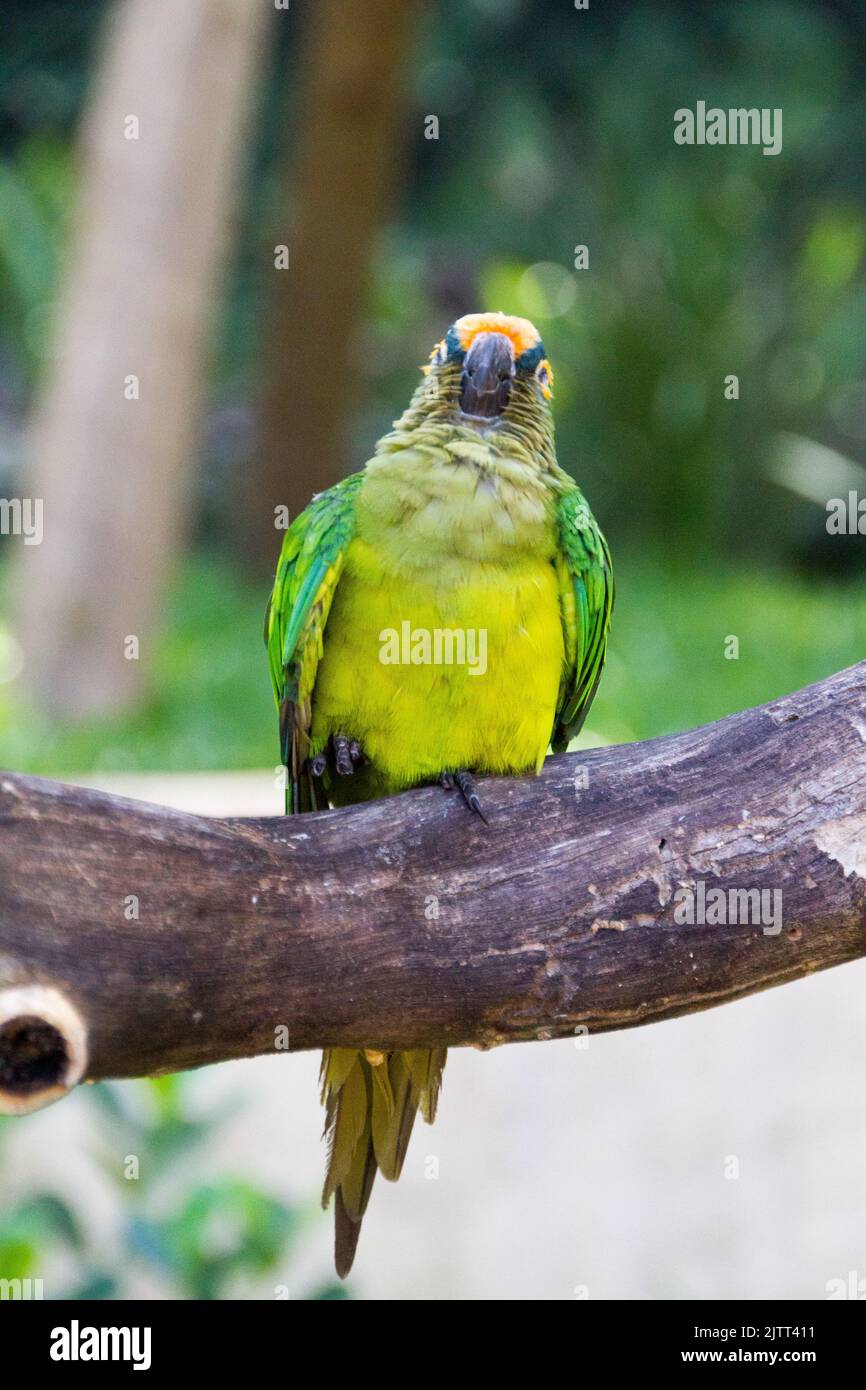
[{"xmin": 418, "ymin": 312, "xmax": 554, "ymax": 436}]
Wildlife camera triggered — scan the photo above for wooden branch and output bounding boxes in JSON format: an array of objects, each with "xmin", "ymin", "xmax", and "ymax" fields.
[{"xmin": 1, "ymin": 662, "xmax": 865, "ymax": 1114}]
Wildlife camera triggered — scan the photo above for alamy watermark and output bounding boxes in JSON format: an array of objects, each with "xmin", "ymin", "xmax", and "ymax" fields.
[
  {"xmin": 673, "ymin": 880, "xmax": 782, "ymax": 936},
  {"xmin": 0, "ymin": 1276, "xmax": 44, "ymax": 1300},
  {"xmin": 0, "ymin": 497, "xmax": 43, "ymax": 545},
  {"xmin": 50, "ymin": 1320, "xmax": 151, "ymax": 1370},
  {"xmin": 379, "ymin": 621, "xmax": 487, "ymax": 676},
  {"xmin": 826, "ymin": 1270, "xmax": 866, "ymax": 1300},
  {"xmin": 674, "ymin": 102, "xmax": 782, "ymax": 157},
  {"xmin": 826, "ymin": 492, "xmax": 866, "ymax": 535}
]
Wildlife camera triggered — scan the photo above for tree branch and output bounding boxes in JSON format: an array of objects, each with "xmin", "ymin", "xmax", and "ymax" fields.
[{"xmin": 1, "ymin": 662, "xmax": 865, "ymax": 1113}]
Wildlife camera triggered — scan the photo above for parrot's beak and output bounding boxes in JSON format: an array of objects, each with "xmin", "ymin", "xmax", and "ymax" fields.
[{"xmin": 459, "ymin": 332, "xmax": 515, "ymax": 418}]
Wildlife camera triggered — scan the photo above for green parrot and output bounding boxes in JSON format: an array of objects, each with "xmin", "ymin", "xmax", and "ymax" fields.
[{"xmin": 266, "ymin": 311, "xmax": 613, "ymax": 1276}]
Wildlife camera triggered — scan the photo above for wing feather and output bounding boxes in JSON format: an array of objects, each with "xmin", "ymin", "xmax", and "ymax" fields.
[
  {"xmin": 265, "ymin": 472, "xmax": 364, "ymax": 812},
  {"xmin": 552, "ymin": 487, "xmax": 614, "ymax": 752}
]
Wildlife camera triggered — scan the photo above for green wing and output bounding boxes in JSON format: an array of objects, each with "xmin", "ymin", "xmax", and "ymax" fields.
[
  {"xmin": 265, "ymin": 472, "xmax": 364, "ymax": 812},
  {"xmin": 551, "ymin": 486, "xmax": 614, "ymax": 753}
]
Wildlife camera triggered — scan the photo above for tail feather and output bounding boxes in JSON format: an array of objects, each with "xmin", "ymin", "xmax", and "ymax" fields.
[
  {"xmin": 334, "ymin": 1184, "xmax": 365, "ymax": 1280},
  {"xmin": 339, "ymin": 1119, "xmax": 377, "ymax": 1220},
  {"xmin": 321, "ymin": 1045, "xmax": 447, "ymax": 1276},
  {"xmin": 406, "ymin": 1046, "xmax": 447, "ymax": 1123},
  {"xmin": 334, "ymin": 1119, "xmax": 378, "ymax": 1277},
  {"xmin": 373, "ymin": 1051, "xmax": 416, "ymax": 1181},
  {"xmin": 321, "ymin": 1053, "xmax": 368, "ymax": 1205}
]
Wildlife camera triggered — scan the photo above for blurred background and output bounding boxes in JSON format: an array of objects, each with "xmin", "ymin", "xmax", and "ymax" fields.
[{"xmin": 0, "ymin": 0, "xmax": 864, "ymax": 1300}]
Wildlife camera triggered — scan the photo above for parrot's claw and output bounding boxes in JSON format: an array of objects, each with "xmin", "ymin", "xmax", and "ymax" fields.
[
  {"xmin": 310, "ymin": 734, "xmax": 365, "ymax": 779},
  {"xmin": 334, "ymin": 733, "xmax": 354, "ymax": 776},
  {"xmin": 441, "ymin": 769, "xmax": 489, "ymax": 824}
]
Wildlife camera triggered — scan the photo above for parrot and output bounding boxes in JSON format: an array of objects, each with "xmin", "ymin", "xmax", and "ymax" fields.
[{"xmin": 265, "ymin": 311, "xmax": 613, "ymax": 1277}]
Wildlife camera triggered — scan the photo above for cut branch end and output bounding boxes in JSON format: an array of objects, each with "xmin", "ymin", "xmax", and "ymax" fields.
[{"xmin": 0, "ymin": 985, "xmax": 88, "ymax": 1115}]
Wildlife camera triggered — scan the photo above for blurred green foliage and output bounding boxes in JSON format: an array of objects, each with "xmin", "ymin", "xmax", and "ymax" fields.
[
  {"xmin": 0, "ymin": 557, "xmax": 275, "ymax": 771},
  {"xmin": 0, "ymin": 135, "xmax": 69, "ymax": 371},
  {"xmin": 0, "ymin": 1077, "xmax": 347, "ymax": 1300},
  {"xmin": 0, "ymin": 1176, "xmax": 88, "ymax": 1291},
  {"xmin": 357, "ymin": 0, "xmax": 866, "ymax": 566},
  {"xmin": 0, "ymin": 0, "xmax": 864, "ymax": 567}
]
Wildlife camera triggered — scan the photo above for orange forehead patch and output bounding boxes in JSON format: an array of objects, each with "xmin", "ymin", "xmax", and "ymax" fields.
[{"xmin": 453, "ymin": 312, "xmax": 541, "ymax": 357}]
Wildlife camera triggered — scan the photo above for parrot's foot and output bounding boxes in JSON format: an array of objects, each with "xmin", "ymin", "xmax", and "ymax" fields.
[
  {"xmin": 440, "ymin": 769, "xmax": 489, "ymax": 824},
  {"xmin": 310, "ymin": 734, "xmax": 364, "ymax": 779}
]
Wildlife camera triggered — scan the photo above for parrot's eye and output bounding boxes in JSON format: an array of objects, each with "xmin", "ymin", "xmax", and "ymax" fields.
[{"xmin": 535, "ymin": 359, "xmax": 554, "ymax": 400}]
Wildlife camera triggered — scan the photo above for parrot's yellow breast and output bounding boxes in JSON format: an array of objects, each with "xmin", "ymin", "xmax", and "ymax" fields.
[{"xmin": 310, "ymin": 447, "xmax": 564, "ymax": 791}]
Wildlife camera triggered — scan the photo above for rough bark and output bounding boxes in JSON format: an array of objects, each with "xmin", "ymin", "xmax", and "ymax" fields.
[{"xmin": 1, "ymin": 663, "xmax": 865, "ymax": 1112}]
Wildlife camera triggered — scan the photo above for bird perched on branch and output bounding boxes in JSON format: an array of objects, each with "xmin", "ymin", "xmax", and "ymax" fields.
[{"xmin": 266, "ymin": 311, "xmax": 613, "ymax": 1276}]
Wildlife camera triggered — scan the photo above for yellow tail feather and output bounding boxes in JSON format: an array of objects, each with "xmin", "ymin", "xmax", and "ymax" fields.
[{"xmin": 320, "ymin": 1046, "xmax": 447, "ymax": 1277}]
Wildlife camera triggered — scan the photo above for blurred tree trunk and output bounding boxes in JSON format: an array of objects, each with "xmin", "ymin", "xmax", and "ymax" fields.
[
  {"xmin": 11, "ymin": 0, "xmax": 268, "ymax": 719},
  {"xmin": 241, "ymin": 0, "xmax": 420, "ymax": 571}
]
